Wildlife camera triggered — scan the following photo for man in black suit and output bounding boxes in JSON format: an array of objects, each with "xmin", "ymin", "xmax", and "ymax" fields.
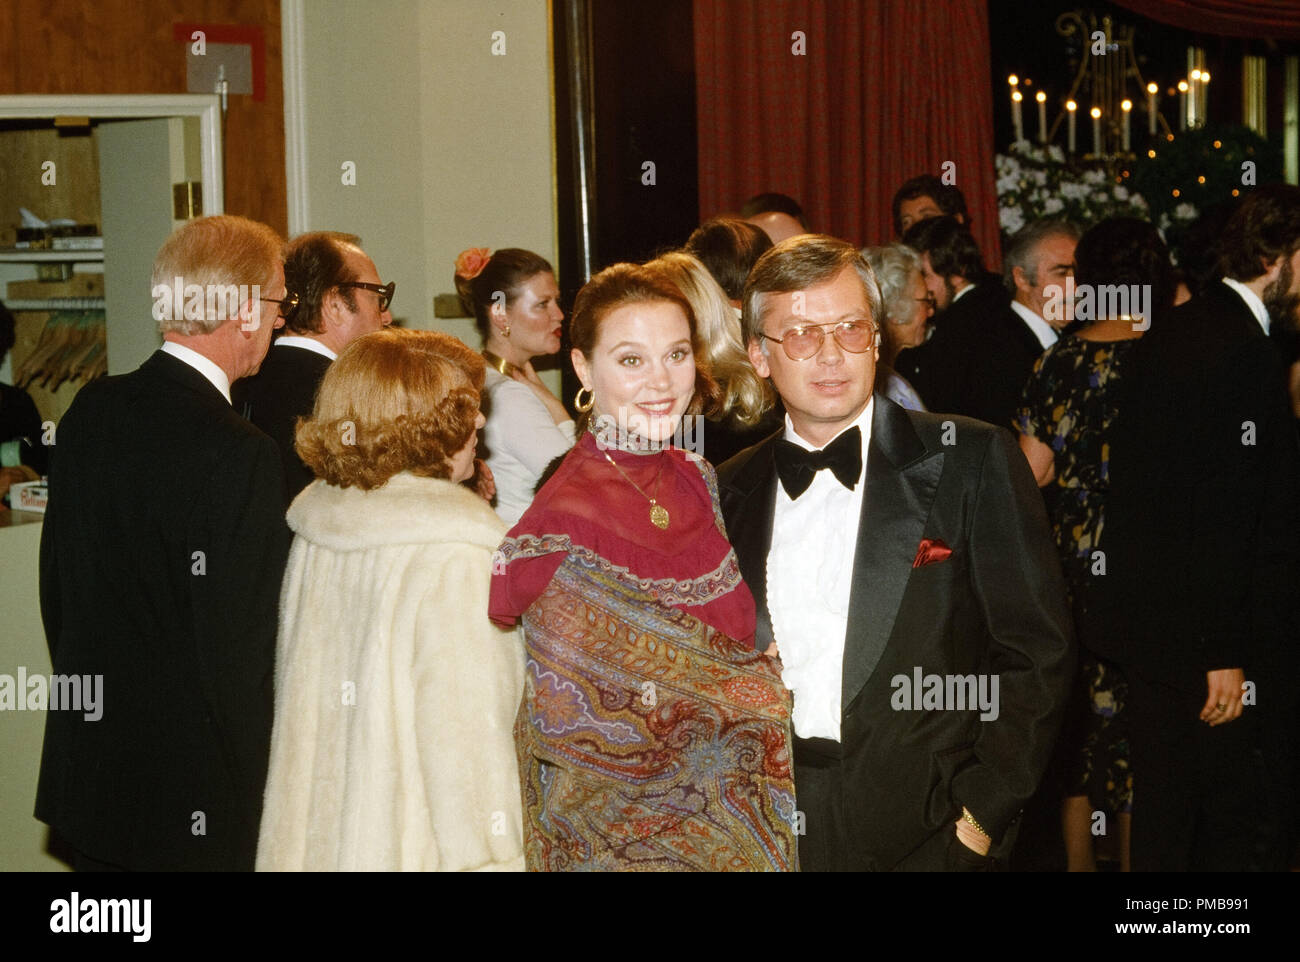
[
  {"xmin": 233, "ymin": 231, "xmax": 393, "ymax": 505},
  {"xmin": 36, "ymin": 215, "xmax": 293, "ymax": 871},
  {"xmin": 895, "ymin": 216, "xmax": 1018, "ymax": 420},
  {"xmin": 718, "ymin": 235, "xmax": 1073, "ymax": 870},
  {"xmin": 1091, "ymin": 185, "xmax": 1300, "ymax": 871}
]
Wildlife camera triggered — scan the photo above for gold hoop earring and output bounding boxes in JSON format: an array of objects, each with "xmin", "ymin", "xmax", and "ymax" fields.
[
  {"xmin": 574, "ymin": 386, "xmax": 595, "ymax": 413},
  {"xmin": 502, "ymin": 324, "xmax": 510, "ymax": 337}
]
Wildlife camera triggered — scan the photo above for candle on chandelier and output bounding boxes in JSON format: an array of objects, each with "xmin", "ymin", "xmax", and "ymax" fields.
[
  {"xmin": 1121, "ymin": 99, "xmax": 1132, "ymax": 152},
  {"xmin": 1147, "ymin": 82, "xmax": 1158, "ymax": 137},
  {"xmin": 1090, "ymin": 106, "xmax": 1102, "ymax": 156},
  {"xmin": 1066, "ymin": 100, "xmax": 1077, "ymax": 154},
  {"xmin": 1036, "ymin": 91, "xmax": 1048, "ymax": 143},
  {"xmin": 1012, "ymin": 90, "xmax": 1024, "ymax": 143},
  {"xmin": 1178, "ymin": 80, "xmax": 1189, "ymax": 131}
]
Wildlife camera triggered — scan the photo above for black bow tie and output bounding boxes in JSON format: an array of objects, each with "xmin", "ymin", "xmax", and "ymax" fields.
[{"xmin": 774, "ymin": 427, "xmax": 862, "ymax": 499}]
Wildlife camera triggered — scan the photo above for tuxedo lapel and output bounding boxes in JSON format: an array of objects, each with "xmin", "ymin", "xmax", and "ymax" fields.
[
  {"xmin": 842, "ymin": 398, "xmax": 943, "ymax": 711},
  {"xmin": 719, "ymin": 436, "xmax": 779, "ymax": 651}
]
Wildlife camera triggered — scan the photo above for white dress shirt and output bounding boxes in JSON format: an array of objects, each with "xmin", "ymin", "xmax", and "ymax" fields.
[
  {"xmin": 482, "ymin": 367, "xmax": 576, "ymax": 525},
  {"xmin": 1220, "ymin": 277, "xmax": 1270, "ymax": 336},
  {"xmin": 766, "ymin": 398, "xmax": 873, "ymax": 741},
  {"xmin": 160, "ymin": 340, "xmax": 232, "ymax": 404},
  {"xmin": 1010, "ymin": 299, "xmax": 1059, "ymax": 350},
  {"xmin": 273, "ymin": 335, "xmax": 338, "ymax": 361}
]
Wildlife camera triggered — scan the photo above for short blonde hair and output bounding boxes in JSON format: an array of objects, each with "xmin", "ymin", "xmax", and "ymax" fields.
[
  {"xmin": 151, "ymin": 215, "xmax": 283, "ymax": 336},
  {"xmin": 649, "ymin": 251, "xmax": 771, "ymax": 425},
  {"xmin": 295, "ymin": 329, "xmax": 485, "ymax": 490}
]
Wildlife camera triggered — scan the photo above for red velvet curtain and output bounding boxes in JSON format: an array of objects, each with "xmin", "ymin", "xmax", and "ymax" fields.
[
  {"xmin": 1111, "ymin": 0, "xmax": 1300, "ymax": 38},
  {"xmin": 694, "ymin": 0, "xmax": 1002, "ymax": 266}
]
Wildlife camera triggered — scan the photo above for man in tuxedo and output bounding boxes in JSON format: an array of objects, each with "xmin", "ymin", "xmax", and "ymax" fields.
[
  {"xmin": 1091, "ymin": 185, "xmax": 1300, "ymax": 871},
  {"xmin": 233, "ymin": 231, "xmax": 393, "ymax": 505},
  {"xmin": 718, "ymin": 235, "xmax": 1073, "ymax": 871},
  {"xmin": 891, "ymin": 174, "xmax": 970, "ymax": 237},
  {"xmin": 894, "ymin": 216, "xmax": 1015, "ymax": 420},
  {"xmin": 36, "ymin": 215, "xmax": 293, "ymax": 871}
]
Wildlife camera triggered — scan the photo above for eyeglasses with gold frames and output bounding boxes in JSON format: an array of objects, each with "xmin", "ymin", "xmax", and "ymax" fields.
[{"xmin": 758, "ymin": 319, "xmax": 878, "ymax": 361}]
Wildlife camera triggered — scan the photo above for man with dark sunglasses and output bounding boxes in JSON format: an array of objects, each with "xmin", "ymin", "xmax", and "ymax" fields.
[{"xmin": 234, "ymin": 231, "xmax": 393, "ymax": 505}]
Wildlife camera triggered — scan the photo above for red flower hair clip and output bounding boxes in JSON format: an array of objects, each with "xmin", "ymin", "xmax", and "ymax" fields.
[{"xmin": 455, "ymin": 247, "xmax": 493, "ymax": 280}]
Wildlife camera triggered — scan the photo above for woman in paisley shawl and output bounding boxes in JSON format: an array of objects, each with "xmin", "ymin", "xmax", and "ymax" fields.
[
  {"xmin": 489, "ymin": 262, "xmax": 798, "ymax": 871},
  {"xmin": 1016, "ymin": 217, "xmax": 1176, "ymax": 871}
]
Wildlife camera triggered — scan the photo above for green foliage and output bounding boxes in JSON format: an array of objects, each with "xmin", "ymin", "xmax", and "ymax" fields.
[{"xmin": 1129, "ymin": 125, "xmax": 1282, "ymax": 225}]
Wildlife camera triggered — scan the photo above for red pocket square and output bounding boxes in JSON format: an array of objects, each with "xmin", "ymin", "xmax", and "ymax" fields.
[{"xmin": 913, "ymin": 538, "xmax": 953, "ymax": 568}]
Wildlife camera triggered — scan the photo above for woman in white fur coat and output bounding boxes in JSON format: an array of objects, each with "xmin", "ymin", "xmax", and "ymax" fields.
[{"xmin": 256, "ymin": 329, "xmax": 525, "ymax": 871}]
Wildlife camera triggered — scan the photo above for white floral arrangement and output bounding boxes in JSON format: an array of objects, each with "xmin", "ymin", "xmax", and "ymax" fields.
[{"xmin": 995, "ymin": 143, "xmax": 1197, "ymax": 237}]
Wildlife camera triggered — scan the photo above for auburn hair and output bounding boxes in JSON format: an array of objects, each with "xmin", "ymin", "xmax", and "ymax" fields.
[
  {"xmin": 296, "ymin": 328, "xmax": 485, "ymax": 489},
  {"xmin": 570, "ymin": 261, "xmax": 720, "ymax": 423}
]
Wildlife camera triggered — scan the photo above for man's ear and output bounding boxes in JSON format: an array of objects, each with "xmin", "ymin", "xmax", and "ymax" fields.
[
  {"xmin": 1011, "ymin": 265, "xmax": 1032, "ymax": 295},
  {"xmin": 1260, "ymin": 254, "xmax": 1284, "ymax": 284},
  {"xmin": 747, "ymin": 338, "xmax": 771, "ymax": 379},
  {"xmin": 321, "ymin": 287, "xmax": 348, "ymax": 329}
]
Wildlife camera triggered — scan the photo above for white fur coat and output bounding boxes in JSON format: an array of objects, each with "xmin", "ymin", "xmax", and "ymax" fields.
[{"xmin": 256, "ymin": 473, "xmax": 525, "ymax": 871}]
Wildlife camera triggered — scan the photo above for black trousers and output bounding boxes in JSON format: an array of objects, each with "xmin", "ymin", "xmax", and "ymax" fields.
[
  {"xmin": 1126, "ymin": 673, "xmax": 1281, "ymax": 871},
  {"xmin": 792, "ymin": 736, "xmax": 997, "ymax": 872}
]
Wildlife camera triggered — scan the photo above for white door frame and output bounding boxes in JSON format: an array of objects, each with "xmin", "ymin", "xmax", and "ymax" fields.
[{"xmin": 0, "ymin": 94, "xmax": 224, "ymax": 214}]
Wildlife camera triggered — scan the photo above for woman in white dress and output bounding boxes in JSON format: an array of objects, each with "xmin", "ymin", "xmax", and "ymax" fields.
[{"xmin": 454, "ymin": 247, "xmax": 574, "ymax": 524}]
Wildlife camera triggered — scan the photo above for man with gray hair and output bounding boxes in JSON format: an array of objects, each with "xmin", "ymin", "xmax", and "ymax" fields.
[
  {"xmin": 37, "ymin": 215, "xmax": 293, "ymax": 871},
  {"xmin": 987, "ymin": 219, "xmax": 1081, "ymax": 420},
  {"xmin": 719, "ymin": 234, "xmax": 1073, "ymax": 871}
]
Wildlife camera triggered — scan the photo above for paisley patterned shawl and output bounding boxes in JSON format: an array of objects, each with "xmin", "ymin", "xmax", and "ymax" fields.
[{"xmin": 516, "ymin": 553, "xmax": 798, "ymax": 871}]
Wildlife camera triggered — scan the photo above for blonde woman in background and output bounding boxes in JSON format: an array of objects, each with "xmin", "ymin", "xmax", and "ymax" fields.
[{"xmin": 650, "ymin": 250, "xmax": 775, "ymax": 464}]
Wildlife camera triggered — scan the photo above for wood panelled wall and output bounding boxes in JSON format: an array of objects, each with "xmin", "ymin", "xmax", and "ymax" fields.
[{"xmin": 0, "ymin": 0, "xmax": 287, "ymax": 235}]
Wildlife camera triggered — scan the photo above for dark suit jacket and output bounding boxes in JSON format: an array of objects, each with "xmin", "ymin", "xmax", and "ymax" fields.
[
  {"xmin": 718, "ymin": 397, "xmax": 1074, "ymax": 869},
  {"xmin": 36, "ymin": 350, "xmax": 291, "ymax": 871},
  {"xmin": 895, "ymin": 280, "xmax": 1017, "ymax": 419},
  {"xmin": 954, "ymin": 303, "xmax": 1049, "ymax": 431},
  {"xmin": 232, "ymin": 342, "xmax": 332, "ymax": 506},
  {"xmin": 1, "ymin": 381, "xmax": 48, "ymax": 476},
  {"xmin": 1089, "ymin": 281, "xmax": 1300, "ymax": 693}
]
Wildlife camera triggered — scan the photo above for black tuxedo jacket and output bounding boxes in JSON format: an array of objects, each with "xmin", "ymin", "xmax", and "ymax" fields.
[
  {"xmin": 36, "ymin": 350, "xmax": 291, "ymax": 871},
  {"xmin": 232, "ymin": 342, "xmax": 332, "ymax": 506},
  {"xmin": 895, "ymin": 280, "xmax": 1019, "ymax": 420},
  {"xmin": 1089, "ymin": 281, "xmax": 1300, "ymax": 692},
  {"xmin": 718, "ymin": 397, "xmax": 1073, "ymax": 869}
]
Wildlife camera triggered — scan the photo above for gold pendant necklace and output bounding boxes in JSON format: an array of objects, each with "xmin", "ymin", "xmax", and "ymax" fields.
[
  {"xmin": 603, "ymin": 450, "xmax": 671, "ymax": 530},
  {"xmin": 482, "ymin": 350, "xmax": 517, "ymax": 378}
]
